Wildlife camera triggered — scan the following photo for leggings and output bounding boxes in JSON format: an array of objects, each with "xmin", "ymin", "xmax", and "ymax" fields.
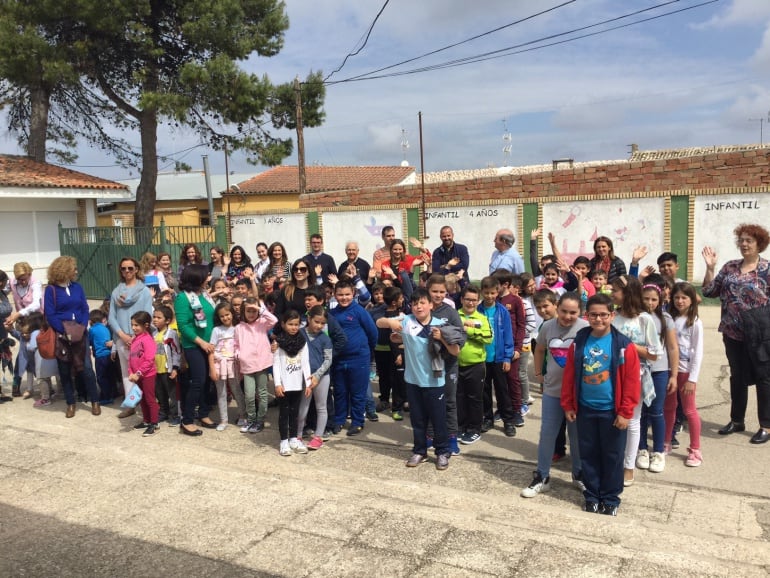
[
  {"xmin": 278, "ymin": 390, "xmax": 303, "ymax": 441},
  {"xmin": 215, "ymin": 377, "xmax": 246, "ymax": 424},
  {"xmin": 297, "ymin": 374, "xmax": 330, "ymax": 438},
  {"xmin": 664, "ymin": 372, "xmax": 702, "ymax": 450}
]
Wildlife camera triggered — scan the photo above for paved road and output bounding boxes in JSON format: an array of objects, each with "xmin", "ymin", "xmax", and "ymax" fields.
[{"xmin": 1, "ymin": 306, "xmax": 769, "ymax": 577}]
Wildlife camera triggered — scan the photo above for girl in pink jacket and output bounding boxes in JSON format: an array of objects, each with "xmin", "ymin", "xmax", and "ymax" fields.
[
  {"xmin": 128, "ymin": 311, "xmax": 160, "ymax": 437},
  {"xmin": 234, "ymin": 297, "xmax": 278, "ymax": 433}
]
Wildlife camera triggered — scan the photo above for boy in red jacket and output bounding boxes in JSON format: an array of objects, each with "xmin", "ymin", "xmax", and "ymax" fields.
[{"xmin": 561, "ymin": 294, "xmax": 640, "ymax": 516}]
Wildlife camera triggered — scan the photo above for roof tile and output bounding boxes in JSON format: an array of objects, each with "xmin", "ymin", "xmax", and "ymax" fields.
[
  {"xmin": 0, "ymin": 154, "xmax": 128, "ymax": 190},
  {"xmin": 231, "ymin": 165, "xmax": 415, "ymax": 195}
]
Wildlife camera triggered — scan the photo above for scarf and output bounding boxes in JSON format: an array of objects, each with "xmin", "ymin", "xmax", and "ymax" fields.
[
  {"xmin": 185, "ymin": 290, "xmax": 214, "ymax": 329},
  {"xmin": 274, "ymin": 330, "xmax": 306, "ymax": 357}
]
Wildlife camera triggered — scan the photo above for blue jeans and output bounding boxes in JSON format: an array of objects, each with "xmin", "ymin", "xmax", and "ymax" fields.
[
  {"xmin": 407, "ymin": 382, "xmax": 449, "ymax": 456},
  {"xmin": 639, "ymin": 370, "xmax": 669, "ymax": 453},
  {"xmin": 94, "ymin": 355, "xmax": 113, "ymax": 402},
  {"xmin": 537, "ymin": 394, "xmax": 581, "ymax": 479},
  {"xmin": 576, "ymin": 405, "xmax": 627, "ymax": 507},
  {"xmin": 57, "ymin": 353, "xmax": 99, "ymax": 406},
  {"xmin": 181, "ymin": 347, "xmax": 211, "ymax": 425},
  {"xmin": 332, "ymin": 358, "xmax": 370, "ymax": 428}
]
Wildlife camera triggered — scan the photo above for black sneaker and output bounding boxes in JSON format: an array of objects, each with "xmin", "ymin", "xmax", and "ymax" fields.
[
  {"xmin": 366, "ymin": 411, "xmax": 379, "ymax": 422},
  {"xmin": 347, "ymin": 425, "xmax": 364, "ymax": 436},
  {"xmin": 504, "ymin": 423, "xmax": 517, "ymax": 437},
  {"xmin": 133, "ymin": 422, "xmax": 150, "ymax": 430},
  {"xmin": 331, "ymin": 424, "xmax": 343, "ymax": 435},
  {"xmin": 481, "ymin": 418, "xmax": 493, "ymax": 433},
  {"xmin": 584, "ymin": 501, "xmax": 600, "ymax": 513},
  {"xmin": 601, "ymin": 503, "xmax": 618, "ymax": 516},
  {"xmin": 670, "ymin": 435, "xmax": 680, "ymax": 449},
  {"xmin": 513, "ymin": 413, "xmax": 525, "ymax": 427},
  {"xmin": 493, "ymin": 411, "xmax": 502, "ymax": 422},
  {"xmin": 142, "ymin": 424, "xmax": 159, "ymax": 437}
]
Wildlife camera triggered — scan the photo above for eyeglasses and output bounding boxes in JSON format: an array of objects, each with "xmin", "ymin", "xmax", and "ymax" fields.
[
  {"xmin": 462, "ymin": 297, "xmax": 478, "ymax": 302},
  {"xmin": 293, "ymin": 267, "xmax": 308, "ymax": 273},
  {"xmin": 587, "ymin": 312, "xmax": 611, "ymax": 320},
  {"xmin": 120, "ymin": 266, "xmax": 136, "ymax": 272}
]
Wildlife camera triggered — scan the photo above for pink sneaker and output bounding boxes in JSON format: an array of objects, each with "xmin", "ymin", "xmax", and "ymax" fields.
[
  {"xmin": 307, "ymin": 436, "xmax": 323, "ymax": 450},
  {"xmin": 685, "ymin": 448, "xmax": 702, "ymax": 467},
  {"xmin": 33, "ymin": 398, "xmax": 51, "ymax": 408}
]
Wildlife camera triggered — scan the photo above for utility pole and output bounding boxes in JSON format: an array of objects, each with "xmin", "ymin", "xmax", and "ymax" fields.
[
  {"xmin": 294, "ymin": 76, "xmax": 306, "ymax": 196},
  {"xmin": 748, "ymin": 111, "xmax": 769, "ymax": 146},
  {"xmin": 418, "ymin": 111, "xmax": 426, "ymax": 239}
]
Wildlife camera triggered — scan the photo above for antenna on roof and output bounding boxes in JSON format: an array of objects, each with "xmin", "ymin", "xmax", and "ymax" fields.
[
  {"xmin": 502, "ymin": 119, "xmax": 512, "ymax": 166},
  {"xmin": 400, "ymin": 128, "xmax": 410, "ymax": 166}
]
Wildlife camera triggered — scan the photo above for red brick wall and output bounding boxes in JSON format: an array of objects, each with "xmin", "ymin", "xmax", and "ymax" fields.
[{"xmin": 299, "ymin": 150, "xmax": 770, "ymax": 208}]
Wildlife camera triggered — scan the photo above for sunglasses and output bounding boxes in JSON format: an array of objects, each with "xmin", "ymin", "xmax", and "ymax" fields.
[
  {"xmin": 120, "ymin": 266, "xmax": 136, "ymax": 272},
  {"xmin": 293, "ymin": 266, "xmax": 308, "ymax": 273}
]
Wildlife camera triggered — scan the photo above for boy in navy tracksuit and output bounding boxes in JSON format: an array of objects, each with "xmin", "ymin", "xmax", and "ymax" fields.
[
  {"xmin": 478, "ymin": 276, "xmax": 517, "ymax": 437},
  {"xmin": 329, "ymin": 279, "xmax": 378, "ymax": 436},
  {"xmin": 561, "ymin": 294, "xmax": 641, "ymax": 516}
]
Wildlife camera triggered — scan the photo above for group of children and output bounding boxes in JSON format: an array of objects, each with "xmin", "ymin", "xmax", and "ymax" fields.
[
  {"xmin": 2, "ymin": 240, "xmax": 706, "ymax": 509},
  {"xmin": 519, "ymin": 249, "xmax": 704, "ymax": 515}
]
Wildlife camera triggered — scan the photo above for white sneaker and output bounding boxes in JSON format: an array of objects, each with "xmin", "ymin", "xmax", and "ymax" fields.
[
  {"xmin": 279, "ymin": 440, "xmax": 292, "ymax": 456},
  {"xmin": 236, "ymin": 417, "xmax": 248, "ymax": 427},
  {"xmin": 216, "ymin": 423, "xmax": 228, "ymax": 432},
  {"xmin": 293, "ymin": 439, "xmax": 309, "ymax": 454},
  {"xmin": 635, "ymin": 449, "xmax": 650, "ymax": 470},
  {"xmin": 648, "ymin": 451, "xmax": 665, "ymax": 473},
  {"xmin": 289, "ymin": 437, "xmax": 300, "ymax": 450},
  {"xmin": 520, "ymin": 473, "xmax": 550, "ymax": 498}
]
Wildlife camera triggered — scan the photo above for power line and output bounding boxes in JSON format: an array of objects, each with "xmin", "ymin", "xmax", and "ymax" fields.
[
  {"xmin": 324, "ymin": 0, "xmax": 390, "ymax": 82},
  {"xmin": 326, "ymin": 0, "xmax": 719, "ymax": 85},
  {"xmin": 334, "ymin": 0, "xmax": 577, "ymax": 84}
]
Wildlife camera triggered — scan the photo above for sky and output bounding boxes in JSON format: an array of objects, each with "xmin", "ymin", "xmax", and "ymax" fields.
[{"xmin": 3, "ymin": 0, "xmax": 770, "ymax": 181}]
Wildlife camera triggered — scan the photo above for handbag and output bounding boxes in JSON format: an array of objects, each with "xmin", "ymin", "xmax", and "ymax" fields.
[
  {"xmin": 62, "ymin": 320, "xmax": 87, "ymax": 344},
  {"xmin": 121, "ymin": 383, "xmax": 143, "ymax": 408},
  {"xmin": 37, "ymin": 327, "xmax": 57, "ymax": 360}
]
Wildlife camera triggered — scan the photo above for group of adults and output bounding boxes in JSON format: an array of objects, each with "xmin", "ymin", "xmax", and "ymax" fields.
[{"xmin": 1, "ymin": 221, "xmax": 768, "ymax": 443}]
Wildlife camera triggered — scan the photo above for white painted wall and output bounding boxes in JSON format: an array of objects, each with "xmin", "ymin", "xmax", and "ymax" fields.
[
  {"xmin": 321, "ymin": 209, "xmax": 403, "ymax": 267},
  {"xmin": 0, "ymin": 199, "xmax": 78, "ymax": 276},
  {"xmin": 424, "ymin": 204, "xmax": 519, "ymax": 280},
  {"xmin": 692, "ymin": 193, "xmax": 770, "ymax": 281},
  {"xmin": 230, "ymin": 213, "xmax": 308, "ymax": 264},
  {"xmin": 542, "ymin": 198, "xmax": 666, "ymax": 271}
]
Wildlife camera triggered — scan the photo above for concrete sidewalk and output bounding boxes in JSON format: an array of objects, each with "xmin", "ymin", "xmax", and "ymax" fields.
[{"xmin": 1, "ymin": 305, "xmax": 769, "ymax": 577}]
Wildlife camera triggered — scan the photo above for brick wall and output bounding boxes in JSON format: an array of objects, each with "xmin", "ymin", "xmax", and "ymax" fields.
[{"xmin": 299, "ymin": 149, "xmax": 770, "ymax": 208}]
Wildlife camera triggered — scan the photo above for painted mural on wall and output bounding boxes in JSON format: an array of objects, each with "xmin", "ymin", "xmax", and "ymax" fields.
[
  {"xmin": 321, "ymin": 210, "xmax": 403, "ymax": 268},
  {"xmin": 424, "ymin": 204, "xmax": 519, "ymax": 281},
  {"xmin": 692, "ymin": 193, "xmax": 769, "ymax": 282},
  {"xmin": 230, "ymin": 213, "xmax": 308, "ymax": 264},
  {"xmin": 541, "ymin": 198, "xmax": 666, "ymax": 272}
]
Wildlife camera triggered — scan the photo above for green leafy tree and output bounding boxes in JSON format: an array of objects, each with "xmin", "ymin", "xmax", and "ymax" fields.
[
  {"xmin": 1, "ymin": 0, "xmax": 325, "ymax": 227},
  {"xmin": 79, "ymin": 0, "xmax": 325, "ymax": 226}
]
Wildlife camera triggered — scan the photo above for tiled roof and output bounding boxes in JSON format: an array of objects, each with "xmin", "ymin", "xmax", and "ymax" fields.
[
  {"xmin": 0, "ymin": 154, "xmax": 128, "ymax": 190},
  {"xmin": 230, "ymin": 165, "xmax": 416, "ymax": 195},
  {"xmin": 630, "ymin": 144, "xmax": 767, "ymax": 162}
]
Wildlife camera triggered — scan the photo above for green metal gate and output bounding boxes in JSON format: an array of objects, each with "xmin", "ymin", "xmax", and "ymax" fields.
[{"xmin": 59, "ymin": 216, "xmax": 228, "ymax": 299}]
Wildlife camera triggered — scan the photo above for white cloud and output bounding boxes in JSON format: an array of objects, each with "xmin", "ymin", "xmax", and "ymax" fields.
[{"xmin": 693, "ymin": 0, "xmax": 770, "ymax": 29}]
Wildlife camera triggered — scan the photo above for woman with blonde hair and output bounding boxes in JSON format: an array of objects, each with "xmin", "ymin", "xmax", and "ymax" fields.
[
  {"xmin": 4, "ymin": 262, "xmax": 44, "ymax": 397},
  {"xmin": 43, "ymin": 256, "xmax": 101, "ymax": 418},
  {"xmin": 139, "ymin": 252, "xmax": 168, "ymax": 293}
]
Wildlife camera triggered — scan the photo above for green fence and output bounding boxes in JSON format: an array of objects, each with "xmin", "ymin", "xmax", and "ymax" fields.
[{"xmin": 59, "ymin": 216, "xmax": 228, "ymax": 299}]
